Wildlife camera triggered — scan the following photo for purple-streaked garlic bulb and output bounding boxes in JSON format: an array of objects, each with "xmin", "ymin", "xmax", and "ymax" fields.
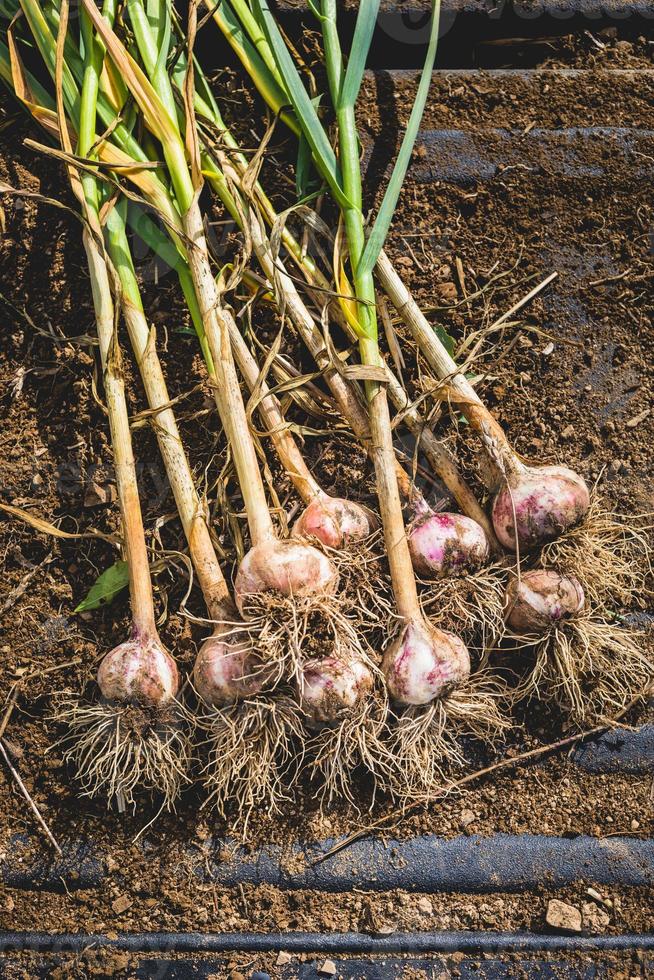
[
  {"xmin": 234, "ymin": 538, "xmax": 338, "ymax": 613},
  {"xmin": 408, "ymin": 510, "xmax": 489, "ymax": 579},
  {"xmin": 292, "ymin": 495, "xmax": 375, "ymax": 549},
  {"xmin": 193, "ymin": 630, "xmax": 273, "ymax": 707},
  {"xmin": 492, "ymin": 464, "xmax": 590, "ymax": 552},
  {"xmin": 97, "ymin": 634, "xmax": 179, "ymax": 706},
  {"xmin": 382, "ymin": 619, "xmax": 470, "ymax": 706},
  {"xmin": 505, "ymin": 569, "xmax": 585, "ymax": 634},
  {"xmin": 298, "ymin": 656, "xmax": 374, "ymax": 727}
]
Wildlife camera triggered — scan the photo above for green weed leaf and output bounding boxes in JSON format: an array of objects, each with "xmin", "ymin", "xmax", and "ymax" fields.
[{"xmin": 75, "ymin": 560, "xmax": 129, "ymax": 612}]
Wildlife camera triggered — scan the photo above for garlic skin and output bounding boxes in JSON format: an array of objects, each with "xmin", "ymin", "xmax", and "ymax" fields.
[
  {"xmin": 299, "ymin": 656, "xmax": 374, "ymax": 727},
  {"xmin": 97, "ymin": 634, "xmax": 179, "ymax": 706},
  {"xmin": 492, "ymin": 464, "xmax": 590, "ymax": 552},
  {"xmin": 382, "ymin": 619, "xmax": 470, "ymax": 706},
  {"xmin": 293, "ymin": 496, "xmax": 375, "ymax": 549},
  {"xmin": 408, "ymin": 511, "xmax": 489, "ymax": 579},
  {"xmin": 234, "ymin": 538, "xmax": 338, "ymax": 613},
  {"xmin": 193, "ymin": 630, "xmax": 272, "ymax": 707},
  {"xmin": 506, "ymin": 569, "xmax": 585, "ymax": 633}
]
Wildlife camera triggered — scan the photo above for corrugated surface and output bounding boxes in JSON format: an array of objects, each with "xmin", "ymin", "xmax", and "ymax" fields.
[{"xmin": 4, "ymin": 829, "xmax": 654, "ymax": 892}]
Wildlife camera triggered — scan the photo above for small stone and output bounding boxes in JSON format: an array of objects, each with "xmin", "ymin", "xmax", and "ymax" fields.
[
  {"xmin": 561, "ymin": 424, "xmax": 575, "ymax": 439},
  {"xmin": 542, "ymin": 342, "xmax": 554, "ymax": 356},
  {"xmin": 417, "ymin": 897, "xmax": 433, "ymax": 915},
  {"xmin": 459, "ymin": 808, "xmax": 476, "ymax": 829},
  {"xmin": 586, "ymin": 887, "xmax": 604, "ymax": 903},
  {"xmin": 31, "ymin": 473, "xmax": 43, "ymax": 488},
  {"xmin": 111, "ymin": 895, "xmax": 132, "ymax": 914},
  {"xmin": 276, "ymin": 952, "xmax": 292, "ymax": 966},
  {"xmin": 318, "ymin": 959, "xmax": 337, "ymax": 977},
  {"xmin": 546, "ymin": 899, "xmax": 582, "ymax": 932},
  {"xmin": 2, "ymin": 895, "xmax": 15, "ymax": 912},
  {"xmin": 631, "ymin": 819, "xmax": 640, "ymax": 831}
]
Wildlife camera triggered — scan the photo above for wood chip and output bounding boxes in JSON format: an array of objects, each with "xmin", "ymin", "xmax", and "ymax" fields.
[
  {"xmin": 341, "ymin": 364, "xmax": 388, "ymax": 383},
  {"xmin": 626, "ymin": 407, "xmax": 650, "ymax": 428},
  {"xmin": 111, "ymin": 895, "xmax": 132, "ymax": 914},
  {"xmin": 276, "ymin": 951, "xmax": 292, "ymax": 966}
]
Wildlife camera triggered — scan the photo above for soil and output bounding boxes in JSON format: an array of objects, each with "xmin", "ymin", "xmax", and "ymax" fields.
[{"xmin": 0, "ymin": 14, "xmax": 653, "ymax": 980}]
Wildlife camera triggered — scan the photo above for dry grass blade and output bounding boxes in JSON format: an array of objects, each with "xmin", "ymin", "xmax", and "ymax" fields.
[
  {"xmin": 0, "ymin": 501, "xmax": 119, "ymax": 545},
  {"xmin": 456, "ymin": 271, "xmax": 559, "ymax": 359},
  {"xmin": 80, "ymin": 0, "xmax": 181, "ymax": 152},
  {"xmin": 0, "ymin": 739, "xmax": 62, "ymax": 855}
]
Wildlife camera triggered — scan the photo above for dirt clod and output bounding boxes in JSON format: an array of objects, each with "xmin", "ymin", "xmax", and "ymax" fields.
[{"xmin": 583, "ymin": 901, "xmax": 611, "ymax": 932}]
